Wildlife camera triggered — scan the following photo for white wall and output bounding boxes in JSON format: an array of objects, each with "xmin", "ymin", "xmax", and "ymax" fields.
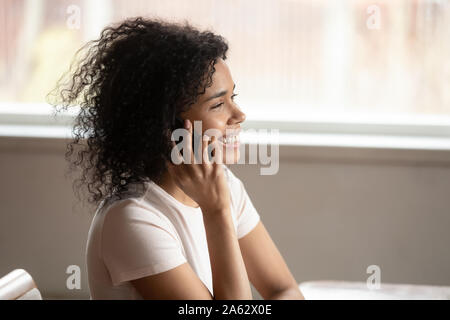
[{"xmin": 1, "ymin": 136, "xmax": 450, "ymax": 299}]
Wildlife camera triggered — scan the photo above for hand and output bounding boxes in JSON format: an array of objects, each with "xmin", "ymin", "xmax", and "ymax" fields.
[{"xmin": 167, "ymin": 119, "xmax": 231, "ymax": 214}]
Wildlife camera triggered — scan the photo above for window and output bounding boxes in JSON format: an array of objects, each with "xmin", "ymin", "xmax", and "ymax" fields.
[{"xmin": 1, "ymin": 0, "xmax": 450, "ymax": 144}]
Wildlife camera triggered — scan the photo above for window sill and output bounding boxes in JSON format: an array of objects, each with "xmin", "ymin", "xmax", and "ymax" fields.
[
  {"xmin": 1, "ymin": 124, "xmax": 449, "ymax": 166},
  {"xmin": 0, "ymin": 123, "xmax": 449, "ymax": 149}
]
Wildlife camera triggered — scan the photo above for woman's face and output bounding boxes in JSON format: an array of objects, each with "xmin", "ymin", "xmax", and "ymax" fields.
[{"xmin": 180, "ymin": 58, "xmax": 246, "ymax": 164}]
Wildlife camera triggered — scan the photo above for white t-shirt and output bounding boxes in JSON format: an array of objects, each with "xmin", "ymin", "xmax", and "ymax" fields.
[{"xmin": 86, "ymin": 165, "xmax": 261, "ymax": 299}]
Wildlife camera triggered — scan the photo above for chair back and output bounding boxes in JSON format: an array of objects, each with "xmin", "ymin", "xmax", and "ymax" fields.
[{"xmin": 0, "ymin": 269, "xmax": 42, "ymax": 300}]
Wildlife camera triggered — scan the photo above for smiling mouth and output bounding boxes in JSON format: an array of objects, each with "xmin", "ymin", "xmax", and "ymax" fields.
[{"xmin": 219, "ymin": 132, "xmax": 240, "ymax": 146}]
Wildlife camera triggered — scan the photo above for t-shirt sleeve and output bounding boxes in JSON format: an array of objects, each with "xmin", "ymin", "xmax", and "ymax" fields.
[
  {"xmin": 224, "ymin": 166, "xmax": 261, "ymax": 239},
  {"xmin": 101, "ymin": 199, "xmax": 187, "ymax": 286}
]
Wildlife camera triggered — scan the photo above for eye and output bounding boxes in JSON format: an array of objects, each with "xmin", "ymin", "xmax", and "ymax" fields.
[
  {"xmin": 210, "ymin": 93, "xmax": 238, "ymax": 110},
  {"xmin": 211, "ymin": 102, "xmax": 223, "ymax": 109}
]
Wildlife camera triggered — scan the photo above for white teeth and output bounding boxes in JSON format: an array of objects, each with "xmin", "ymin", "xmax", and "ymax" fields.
[{"xmin": 222, "ymin": 135, "xmax": 239, "ymax": 145}]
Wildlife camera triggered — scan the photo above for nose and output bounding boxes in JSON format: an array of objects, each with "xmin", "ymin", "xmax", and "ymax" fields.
[{"xmin": 231, "ymin": 104, "xmax": 246, "ymax": 125}]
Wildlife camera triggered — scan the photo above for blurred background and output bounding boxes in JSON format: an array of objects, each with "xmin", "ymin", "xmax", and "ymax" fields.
[{"xmin": 1, "ymin": 0, "xmax": 450, "ymax": 299}]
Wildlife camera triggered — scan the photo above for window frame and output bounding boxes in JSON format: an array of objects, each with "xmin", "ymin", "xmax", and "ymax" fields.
[{"xmin": 1, "ymin": 102, "xmax": 450, "ymax": 151}]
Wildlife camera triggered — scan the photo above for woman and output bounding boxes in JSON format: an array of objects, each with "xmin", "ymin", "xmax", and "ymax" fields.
[{"xmin": 52, "ymin": 17, "xmax": 304, "ymax": 300}]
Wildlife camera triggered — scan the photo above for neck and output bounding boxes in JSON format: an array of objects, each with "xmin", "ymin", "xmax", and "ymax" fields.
[{"xmin": 154, "ymin": 170, "xmax": 200, "ymax": 208}]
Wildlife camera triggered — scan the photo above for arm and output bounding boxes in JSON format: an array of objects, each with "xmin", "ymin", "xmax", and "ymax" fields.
[
  {"xmin": 131, "ymin": 120, "xmax": 251, "ymax": 299},
  {"xmin": 166, "ymin": 121, "xmax": 252, "ymax": 299},
  {"xmin": 104, "ymin": 201, "xmax": 215, "ymax": 300},
  {"xmin": 131, "ymin": 205, "xmax": 253, "ymax": 300},
  {"xmin": 238, "ymin": 221, "xmax": 305, "ymax": 300},
  {"xmin": 131, "ymin": 262, "xmax": 213, "ymax": 300},
  {"xmin": 131, "ymin": 263, "xmax": 214, "ymax": 300},
  {"xmin": 265, "ymin": 287, "xmax": 304, "ymax": 300},
  {"xmin": 202, "ymin": 207, "xmax": 253, "ymax": 300}
]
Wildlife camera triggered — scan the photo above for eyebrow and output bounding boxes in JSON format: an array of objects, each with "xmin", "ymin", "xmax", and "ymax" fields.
[{"xmin": 204, "ymin": 84, "xmax": 236, "ymax": 102}]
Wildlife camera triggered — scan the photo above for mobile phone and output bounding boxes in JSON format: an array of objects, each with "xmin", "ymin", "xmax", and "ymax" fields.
[{"xmin": 172, "ymin": 116, "xmax": 205, "ymax": 162}]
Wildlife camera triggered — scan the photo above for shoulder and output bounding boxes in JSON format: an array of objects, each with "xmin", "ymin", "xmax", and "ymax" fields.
[
  {"xmin": 99, "ymin": 196, "xmax": 183, "ymax": 255},
  {"xmin": 101, "ymin": 196, "xmax": 172, "ymax": 234}
]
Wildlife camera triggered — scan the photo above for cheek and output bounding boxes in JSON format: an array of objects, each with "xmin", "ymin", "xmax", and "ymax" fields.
[{"xmin": 201, "ymin": 116, "xmax": 227, "ymax": 133}]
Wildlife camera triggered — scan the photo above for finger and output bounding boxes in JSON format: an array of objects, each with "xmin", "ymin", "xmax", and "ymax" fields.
[
  {"xmin": 184, "ymin": 119, "xmax": 193, "ymax": 165},
  {"xmin": 210, "ymin": 136, "xmax": 223, "ymax": 165},
  {"xmin": 170, "ymin": 139, "xmax": 184, "ymax": 165},
  {"xmin": 210, "ymin": 135, "xmax": 216, "ymax": 160},
  {"xmin": 202, "ymin": 134, "xmax": 211, "ymax": 165},
  {"xmin": 214, "ymin": 136, "xmax": 224, "ymax": 164},
  {"xmin": 193, "ymin": 128, "xmax": 203, "ymax": 165}
]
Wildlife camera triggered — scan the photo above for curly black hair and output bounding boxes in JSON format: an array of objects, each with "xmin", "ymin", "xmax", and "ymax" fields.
[{"xmin": 48, "ymin": 17, "xmax": 229, "ymax": 207}]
